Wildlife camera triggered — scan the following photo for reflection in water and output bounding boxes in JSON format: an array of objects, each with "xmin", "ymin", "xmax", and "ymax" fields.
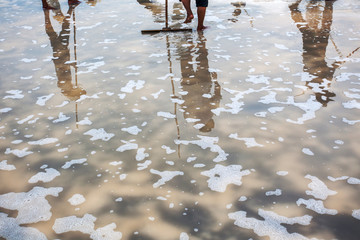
[
  {"xmin": 228, "ymin": 1, "xmax": 246, "ymax": 23},
  {"xmin": 42, "ymin": 0, "xmax": 86, "ymax": 101},
  {"xmin": 1, "ymin": 1, "xmax": 360, "ymax": 239},
  {"xmin": 290, "ymin": 0, "xmax": 338, "ymax": 107},
  {"xmin": 85, "ymin": 0, "xmax": 101, "ymax": 7},
  {"xmin": 137, "ymin": 0, "xmax": 165, "ymax": 23},
  {"xmin": 177, "ymin": 34, "xmax": 221, "ymax": 132},
  {"xmin": 138, "ymin": 0, "xmax": 185, "ymax": 24}
]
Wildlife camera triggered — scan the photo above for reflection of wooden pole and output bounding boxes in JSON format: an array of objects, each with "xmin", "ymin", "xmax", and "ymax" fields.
[
  {"xmin": 166, "ymin": 35, "xmax": 181, "ymax": 158},
  {"xmin": 73, "ymin": 8, "xmax": 79, "ymax": 128}
]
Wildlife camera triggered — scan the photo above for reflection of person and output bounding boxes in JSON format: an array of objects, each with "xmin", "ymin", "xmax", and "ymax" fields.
[
  {"xmin": 85, "ymin": 0, "xmax": 100, "ymax": 6},
  {"xmin": 229, "ymin": 1, "xmax": 246, "ymax": 23},
  {"xmin": 178, "ymin": 34, "xmax": 221, "ymax": 132},
  {"xmin": 181, "ymin": 0, "xmax": 208, "ymax": 31},
  {"xmin": 42, "ymin": 0, "xmax": 86, "ymax": 101},
  {"xmin": 289, "ymin": 0, "xmax": 339, "ymax": 106},
  {"xmin": 137, "ymin": 0, "xmax": 165, "ymax": 23},
  {"xmin": 42, "ymin": 0, "xmax": 81, "ymax": 9}
]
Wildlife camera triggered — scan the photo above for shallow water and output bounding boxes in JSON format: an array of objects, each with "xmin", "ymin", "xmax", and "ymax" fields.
[{"xmin": 1, "ymin": 0, "xmax": 360, "ymax": 239}]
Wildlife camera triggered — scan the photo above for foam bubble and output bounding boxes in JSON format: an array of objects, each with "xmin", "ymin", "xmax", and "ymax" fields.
[
  {"xmin": 201, "ymin": 164, "xmax": 251, "ymax": 192},
  {"xmin": 305, "ymin": 175, "xmax": 337, "ymax": 200},
  {"xmin": 68, "ymin": 194, "xmax": 86, "ymax": 206},
  {"xmin": 297, "ymin": 198, "xmax": 338, "ymax": 215},
  {"xmin": 229, "ymin": 209, "xmax": 312, "ymax": 240},
  {"xmin": 0, "ymin": 186, "xmax": 63, "ymax": 224},
  {"xmin": 0, "ymin": 213, "xmax": 47, "ymax": 240},
  {"xmin": 62, "ymin": 158, "xmax": 87, "ymax": 169},
  {"xmin": 150, "ymin": 169, "xmax": 184, "ymax": 188},
  {"xmin": 0, "ymin": 160, "xmax": 16, "ymax": 171},
  {"xmin": 28, "ymin": 168, "xmax": 60, "ymax": 183},
  {"xmin": 84, "ymin": 128, "xmax": 115, "ymax": 141}
]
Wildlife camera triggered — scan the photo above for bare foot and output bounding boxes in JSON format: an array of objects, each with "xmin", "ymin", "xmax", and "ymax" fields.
[
  {"xmin": 197, "ymin": 25, "xmax": 208, "ymax": 31},
  {"xmin": 184, "ymin": 15, "xmax": 194, "ymax": 23}
]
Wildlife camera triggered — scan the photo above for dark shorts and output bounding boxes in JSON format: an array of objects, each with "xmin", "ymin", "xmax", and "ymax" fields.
[{"xmin": 196, "ymin": 0, "xmax": 208, "ymax": 7}]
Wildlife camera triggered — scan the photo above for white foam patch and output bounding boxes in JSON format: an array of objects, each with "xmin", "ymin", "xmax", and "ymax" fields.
[
  {"xmin": 121, "ymin": 126, "xmax": 142, "ymax": 135},
  {"xmin": 328, "ymin": 176, "xmax": 349, "ymax": 182},
  {"xmin": 150, "ymin": 169, "xmax": 184, "ymax": 188},
  {"xmin": 343, "ymin": 100, "xmax": 360, "ymax": 109},
  {"xmin": 342, "ymin": 117, "xmax": 360, "ymax": 125},
  {"xmin": 296, "ymin": 198, "xmax": 338, "ymax": 215},
  {"xmin": 274, "ymin": 43, "xmax": 288, "ymax": 50},
  {"xmin": 52, "ymin": 214, "xmax": 122, "ymax": 240},
  {"xmin": 116, "ymin": 141, "xmax": 138, "ymax": 152},
  {"xmin": 157, "ymin": 111, "xmax": 176, "ymax": 119},
  {"xmin": 53, "ymin": 112, "xmax": 71, "ymax": 123},
  {"xmin": 0, "ymin": 107, "xmax": 12, "ymax": 113},
  {"xmin": 77, "ymin": 117, "xmax": 92, "ymax": 125},
  {"xmin": 121, "ymin": 80, "xmax": 145, "ymax": 93},
  {"xmin": 28, "ymin": 168, "xmax": 60, "ymax": 183},
  {"xmin": 62, "ymin": 158, "xmax": 87, "ymax": 169},
  {"xmin": 119, "ymin": 174, "xmax": 127, "ymax": 181},
  {"xmin": 265, "ymin": 189, "xmax": 282, "ymax": 196},
  {"xmin": 5, "ymin": 148, "xmax": 33, "ymax": 158},
  {"xmin": 56, "ymin": 100, "xmax": 69, "ymax": 107},
  {"xmin": 246, "ymin": 75, "xmax": 270, "ymax": 85},
  {"xmin": 109, "ymin": 161, "xmax": 122, "ymax": 166},
  {"xmin": 136, "ymin": 148, "xmax": 149, "ymax": 161},
  {"xmin": 175, "ymin": 135, "xmax": 229, "ymax": 162},
  {"xmin": 77, "ymin": 61, "xmax": 105, "ymax": 74},
  {"xmin": 3, "ymin": 90, "xmax": 24, "ymax": 99},
  {"xmin": 84, "ymin": 128, "xmax": 114, "ymax": 141},
  {"xmin": 76, "ymin": 93, "xmax": 101, "ymax": 102},
  {"xmin": 268, "ymin": 107, "xmax": 284, "ymax": 113},
  {"xmin": 302, "ymin": 148, "xmax": 314, "ymax": 156},
  {"xmin": 201, "ymin": 164, "xmax": 251, "ymax": 192},
  {"xmin": 162, "ymin": 145, "xmax": 176, "ymax": 154},
  {"xmin": 151, "ymin": 89, "xmax": 165, "ymax": 99},
  {"xmin": 347, "ymin": 177, "xmax": 360, "ymax": 184},
  {"xmin": 0, "ymin": 160, "xmax": 16, "ymax": 171},
  {"xmin": 180, "ymin": 232, "xmax": 189, "ymax": 240},
  {"xmin": 36, "ymin": 93, "xmax": 55, "ymax": 106},
  {"xmin": 239, "ymin": 196, "xmax": 247, "ymax": 202},
  {"xmin": 28, "ymin": 138, "xmax": 58, "ymax": 145},
  {"xmin": 0, "ymin": 213, "xmax": 47, "ymax": 240},
  {"xmin": 352, "ymin": 209, "xmax": 360, "ymax": 220},
  {"xmin": 229, "ymin": 133, "xmax": 264, "ymax": 148},
  {"xmin": 20, "ymin": 58, "xmax": 37, "ymax": 63},
  {"xmin": 0, "ymin": 186, "xmax": 63, "ymax": 224},
  {"xmin": 276, "ymin": 171, "xmax": 288, "ymax": 176},
  {"xmin": 305, "ymin": 175, "xmax": 337, "ymax": 200},
  {"xmin": 68, "ymin": 194, "xmax": 86, "ymax": 206},
  {"xmin": 286, "ymin": 96, "xmax": 322, "ymax": 124},
  {"xmin": 229, "ymin": 209, "xmax": 312, "ymax": 240},
  {"xmin": 138, "ymin": 160, "xmax": 152, "ymax": 170},
  {"xmin": 17, "ymin": 115, "xmax": 34, "ymax": 124}
]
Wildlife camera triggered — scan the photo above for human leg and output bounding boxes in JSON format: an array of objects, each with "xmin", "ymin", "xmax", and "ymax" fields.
[
  {"xmin": 196, "ymin": 0, "xmax": 208, "ymax": 30},
  {"xmin": 181, "ymin": 0, "xmax": 194, "ymax": 23},
  {"xmin": 197, "ymin": 6, "xmax": 207, "ymax": 30}
]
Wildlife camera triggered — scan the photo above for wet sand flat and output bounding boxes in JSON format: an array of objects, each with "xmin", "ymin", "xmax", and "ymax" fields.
[{"xmin": 1, "ymin": 0, "xmax": 360, "ymax": 239}]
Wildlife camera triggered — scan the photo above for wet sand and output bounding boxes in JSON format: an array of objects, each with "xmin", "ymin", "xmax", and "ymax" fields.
[{"xmin": 1, "ymin": 0, "xmax": 360, "ymax": 239}]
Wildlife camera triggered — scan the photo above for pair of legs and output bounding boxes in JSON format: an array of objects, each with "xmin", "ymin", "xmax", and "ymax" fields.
[{"xmin": 181, "ymin": 0, "xmax": 208, "ymax": 31}]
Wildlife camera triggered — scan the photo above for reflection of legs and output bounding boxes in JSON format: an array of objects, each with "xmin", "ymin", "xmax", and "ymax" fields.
[
  {"xmin": 182, "ymin": 0, "xmax": 194, "ymax": 23},
  {"xmin": 68, "ymin": 0, "xmax": 81, "ymax": 6},
  {"xmin": 197, "ymin": 6, "xmax": 206, "ymax": 30}
]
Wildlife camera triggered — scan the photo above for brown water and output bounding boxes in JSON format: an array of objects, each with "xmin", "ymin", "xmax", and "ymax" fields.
[{"xmin": 1, "ymin": 0, "xmax": 360, "ymax": 239}]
